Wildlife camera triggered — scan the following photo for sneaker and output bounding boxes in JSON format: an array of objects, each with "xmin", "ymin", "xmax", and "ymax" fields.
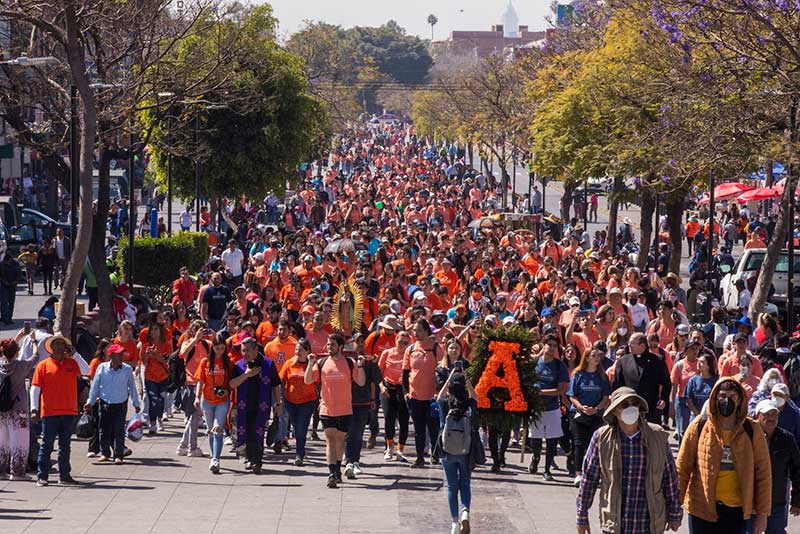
[
  {"xmin": 352, "ymin": 463, "xmax": 363, "ymax": 476},
  {"xmin": 189, "ymin": 448, "xmax": 205, "ymax": 457},
  {"xmin": 574, "ymin": 474, "xmax": 582, "ymax": 487},
  {"xmin": 460, "ymin": 509, "xmax": 470, "ymax": 534},
  {"xmin": 411, "ymin": 459, "xmax": 426, "ymax": 468},
  {"xmin": 335, "ymin": 470, "xmax": 343, "ymax": 484},
  {"xmin": 490, "ymin": 463, "xmax": 501, "ymax": 473},
  {"xmin": 162, "ymin": 412, "xmax": 170, "ymax": 421},
  {"xmin": 310, "ymin": 431, "xmax": 320, "ymax": 441},
  {"xmin": 176, "ymin": 447, "xmax": 189, "ymax": 456},
  {"xmin": 344, "ymin": 463, "xmax": 356, "ymax": 479},
  {"xmin": 528, "ymin": 458, "xmax": 539, "ymax": 475},
  {"xmin": 272, "ymin": 442, "xmax": 282, "ymax": 454},
  {"xmin": 9, "ymin": 473, "xmax": 31, "ymax": 481},
  {"xmin": 542, "ymin": 471, "xmax": 554, "ymax": 482},
  {"xmin": 36, "ymin": 477, "xmax": 48, "ymax": 487},
  {"xmin": 223, "ymin": 436, "xmax": 233, "ymax": 446},
  {"xmin": 367, "ymin": 433, "xmax": 377, "ymax": 449},
  {"xmin": 114, "ymin": 458, "xmax": 123, "ymax": 465},
  {"xmin": 148, "ymin": 428, "xmax": 157, "ymax": 436},
  {"xmin": 123, "ymin": 447, "xmax": 133, "ymax": 457},
  {"xmin": 86, "ymin": 452, "xmax": 97, "ymax": 458},
  {"xmin": 395, "ymin": 451, "xmax": 408, "ymax": 463},
  {"xmin": 326, "ymin": 474, "xmax": 338, "ymax": 489},
  {"xmin": 252, "ymin": 464, "xmax": 262, "ymax": 475},
  {"xmin": 157, "ymin": 420, "xmax": 165, "ymax": 432},
  {"xmin": 294, "ymin": 457, "xmax": 303, "ymax": 467},
  {"xmin": 384, "ymin": 449, "xmax": 393, "ymax": 461},
  {"xmin": 97, "ymin": 455, "xmax": 110, "ymax": 462},
  {"xmin": 209, "ymin": 458, "xmax": 220, "ymax": 474},
  {"xmin": 450, "ymin": 521, "xmax": 460, "ymax": 534},
  {"xmin": 58, "ymin": 476, "xmax": 79, "ymax": 486}
]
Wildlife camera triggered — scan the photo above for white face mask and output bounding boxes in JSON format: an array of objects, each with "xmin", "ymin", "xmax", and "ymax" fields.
[
  {"xmin": 620, "ymin": 406, "xmax": 639, "ymax": 425},
  {"xmin": 774, "ymin": 396, "xmax": 787, "ymax": 408},
  {"xmin": 767, "ymin": 379, "xmax": 779, "ymax": 389},
  {"xmin": 617, "ymin": 327, "xmax": 628, "ymax": 336}
]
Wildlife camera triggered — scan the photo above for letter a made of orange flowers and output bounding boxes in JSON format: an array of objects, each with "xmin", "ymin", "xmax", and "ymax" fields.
[{"xmin": 474, "ymin": 340, "xmax": 528, "ymax": 412}]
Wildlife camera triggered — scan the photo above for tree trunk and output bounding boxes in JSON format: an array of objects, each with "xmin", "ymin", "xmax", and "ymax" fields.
[
  {"xmin": 467, "ymin": 142, "xmax": 474, "ymax": 168},
  {"xmin": 749, "ymin": 169, "xmax": 798, "ymax": 321},
  {"xmin": 665, "ymin": 193, "xmax": 685, "ymax": 275},
  {"xmin": 56, "ymin": 6, "xmax": 98, "ymax": 339},
  {"xmin": 560, "ymin": 181, "xmax": 576, "ymax": 223},
  {"xmin": 89, "ymin": 147, "xmax": 115, "ymax": 338},
  {"xmin": 608, "ymin": 176, "xmax": 622, "ymax": 253},
  {"xmin": 637, "ymin": 188, "xmax": 655, "ymax": 270}
]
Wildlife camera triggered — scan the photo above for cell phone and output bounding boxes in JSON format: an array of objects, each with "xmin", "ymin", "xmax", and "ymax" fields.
[
  {"xmin": 454, "ymin": 360, "xmax": 463, "ymax": 372},
  {"xmin": 23, "ymin": 321, "xmax": 31, "ymax": 334}
]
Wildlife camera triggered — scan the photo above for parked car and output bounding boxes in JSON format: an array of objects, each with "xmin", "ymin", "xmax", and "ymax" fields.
[{"xmin": 720, "ymin": 248, "xmax": 800, "ymax": 310}]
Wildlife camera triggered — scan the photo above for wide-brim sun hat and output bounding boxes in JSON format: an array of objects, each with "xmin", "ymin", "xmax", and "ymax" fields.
[
  {"xmin": 44, "ymin": 333, "xmax": 72, "ymax": 354},
  {"xmin": 604, "ymin": 386, "xmax": 649, "ymax": 424}
]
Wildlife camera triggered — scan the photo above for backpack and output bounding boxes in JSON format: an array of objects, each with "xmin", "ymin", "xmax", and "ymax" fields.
[
  {"xmin": 441, "ymin": 409, "xmax": 472, "ymax": 455},
  {"xmin": 0, "ymin": 374, "xmax": 13, "ymax": 412},
  {"xmin": 167, "ymin": 339, "xmax": 210, "ymax": 393},
  {"xmin": 785, "ymin": 355, "xmax": 800, "ymax": 399}
]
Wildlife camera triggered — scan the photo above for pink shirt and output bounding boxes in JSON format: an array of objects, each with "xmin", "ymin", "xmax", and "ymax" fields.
[{"xmin": 311, "ymin": 356, "xmax": 359, "ymax": 417}]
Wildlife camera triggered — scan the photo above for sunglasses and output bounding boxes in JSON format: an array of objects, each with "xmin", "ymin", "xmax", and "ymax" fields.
[{"xmin": 618, "ymin": 400, "xmax": 639, "ymax": 409}]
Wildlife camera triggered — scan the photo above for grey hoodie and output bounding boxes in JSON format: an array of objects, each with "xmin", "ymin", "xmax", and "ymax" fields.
[{"xmin": 0, "ymin": 358, "xmax": 37, "ymax": 413}]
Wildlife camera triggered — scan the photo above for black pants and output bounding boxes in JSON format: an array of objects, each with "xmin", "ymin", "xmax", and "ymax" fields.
[
  {"xmin": 41, "ymin": 267, "xmax": 54, "ymax": 293},
  {"xmin": 99, "ymin": 401, "xmax": 127, "ymax": 458},
  {"xmin": 570, "ymin": 413, "xmax": 604, "ymax": 473},
  {"xmin": 559, "ymin": 412, "xmax": 575, "ymax": 473},
  {"xmin": 344, "ymin": 405, "xmax": 370, "ymax": 464},
  {"xmin": 88, "ymin": 403, "xmax": 101, "ymax": 454},
  {"xmin": 87, "ymin": 286, "xmax": 98, "ymax": 310},
  {"xmin": 382, "ymin": 385, "xmax": 409, "ymax": 445},
  {"xmin": 408, "ymin": 398, "xmax": 438, "ymax": 461},
  {"xmin": 531, "ymin": 438, "xmax": 558, "ymax": 473},
  {"xmin": 688, "ymin": 504, "xmax": 745, "ymax": 534},
  {"xmin": 245, "ymin": 410, "xmax": 263, "ymax": 466},
  {"xmin": 368, "ymin": 398, "xmax": 380, "ymax": 436},
  {"xmin": 488, "ymin": 426, "xmax": 510, "ymax": 466}
]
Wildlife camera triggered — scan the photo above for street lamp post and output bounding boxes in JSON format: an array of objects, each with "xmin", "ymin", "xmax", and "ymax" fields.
[
  {"xmin": 707, "ymin": 176, "xmax": 715, "ymax": 298},
  {"xmin": 583, "ymin": 177, "xmax": 588, "ymax": 229},
  {"xmin": 167, "ymin": 111, "xmax": 173, "ymax": 235},
  {"xmin": 194, "ymin": 112, "xmax": 200, "ymax": 231},
  {"xmin": 128, "ymin": 129, "xmax": 135, "ymax": 287}
]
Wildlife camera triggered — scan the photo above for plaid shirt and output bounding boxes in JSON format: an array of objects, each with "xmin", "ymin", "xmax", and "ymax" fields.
[{"xmin": 576, "ymin": 428, "xmax": 682, "ymax": 533}]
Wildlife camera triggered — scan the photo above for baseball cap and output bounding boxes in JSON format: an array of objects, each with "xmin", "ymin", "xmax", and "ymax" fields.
[
  {"xmin": 756, "ymin": 399, "xmax": 780, "ymax": 415},
  {"xmin": 540, "ymin": 307, "xmax": 556, "ymax": 318}
]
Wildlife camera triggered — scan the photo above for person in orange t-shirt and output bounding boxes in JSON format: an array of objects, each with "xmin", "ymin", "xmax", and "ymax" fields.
[
  {"xmin": 264, "ymin": 321, "xmax": 297, "ymax": 450},
  {"xmin": 192, "ymin": 338, "xmax": 232, "ymax": 473},
  {"xmin": 30, "ymin": 334, "xmax": 81, "ymax": 484},
  {"xmin": 434, "ymin": 258, "xmax": 459, "ymax": 298},
  {"xmin": 140, "ymin": 323, "xmax": 173, "ymax": 435},
  {"xmin": 279, "ymin": 339, "xmax": 318, "ymax": 464}
]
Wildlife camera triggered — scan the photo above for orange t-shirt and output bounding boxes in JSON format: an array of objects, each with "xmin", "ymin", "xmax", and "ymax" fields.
[
  {"xmin": 264, "ymin": 337, "xmax": 297, "ymax": 374},
  {"xmin": 311, "ymin": 356, "xmax": 359, "ymax": 417},
  {"xmin": 435, "ymin": 270, "xmax": 459, "ymax": 298},
  {"xmin": 365, "ymin": 331, "xmax": 396, "ymax": 357},
  {"xmin": 306, "ymin": 329, "xmax": 330, "ymax": 355},
  {"xmin": 378, "ymin": 347, "xmax": 404, "ymax": 386},
  {"xmin": 671, "ymin": 358, "xmax": 699, "ymax": 397},
  {"xmin": 32, "ymin": 357, "xmax": 80, "ymax": 417},
  {"xmin": 279, "ymin": 356, "xmax": 317, "ymax": 405},
  {"xmin": 182, "ymin": 339, "xmax": 210, "ymax": 386},
  {"xmin": 255, "ymin": 320, "xmax": 277, "ymax": 346},
  {"xmin": 142, "ymin": 340, "xmax": 173, "ymax": 383},
  {"xmin": 194, "ymin": 357, "xmax": 231, "ymax": 404},
  {"xmin": 88, "ymin": 358, "xmax": 104, "ymax": 379},
  {"xmin": 402, "ymin": 341, "xmax": 442, "ymax": 401}
]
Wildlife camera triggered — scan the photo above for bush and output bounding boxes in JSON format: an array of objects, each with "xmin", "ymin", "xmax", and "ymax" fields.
[{"xmin": 117, "ymin": 232, "xmax": 208, "ymax": 288}]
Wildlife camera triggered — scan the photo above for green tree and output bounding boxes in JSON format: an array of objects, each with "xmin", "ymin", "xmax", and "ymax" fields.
[{"xmin": 427, "ymin": 14, "xmax": 438, "ymax": 41}]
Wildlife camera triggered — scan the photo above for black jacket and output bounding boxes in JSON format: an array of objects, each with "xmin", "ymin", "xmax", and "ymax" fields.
[
  {"xmin": 612, "ymin": 350, "xmax": 671, "ymax": 422},
  {"xmin": 767, "ymin": 426, "xmax": 800, "ymax": 510}
]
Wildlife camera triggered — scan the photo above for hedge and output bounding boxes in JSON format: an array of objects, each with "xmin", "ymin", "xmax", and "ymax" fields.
[{"xmin": 116, "ymin": 232, "xmax": 209, "ymax": 288}]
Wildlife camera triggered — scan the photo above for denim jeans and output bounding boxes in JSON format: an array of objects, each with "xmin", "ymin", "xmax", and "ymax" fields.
[
  {"xmin": 145, "ymin": 379, "xmax": 169, "ymax": 427},
  {"xmin": 200, "ymin": 398, "xmax": 230, "ymax": 460},
  {"xmin": 285, "ymin": 400, "xmax": 315, "ymax": 459},
  {"xmin": 38, "ymin": 415, "xmax": 76, "ymax": 480},
  {"xmin": 441, "ymin": 454, "xmax": 471, "ymax": 519},
  {"xmin": 99, "ymin": 401, "xmax": 128, "ymax": 458},
  {"xmin": 675, "ymin": 395, "xmax": 690, "ymax": 443},
  {"xmin": 0, "ymin": 283, "xmax": 15, "ymax": 322},
  {"xmin": 179, "ymin": 388, "xmax": 201, "ymax": 451},
  {"xmin": 277, "ymin": 385, "xmax": 289, "ymax": 443},
  {"xmin": 345, "ymin": 405, "xmax": 371, "ymax": 464}
]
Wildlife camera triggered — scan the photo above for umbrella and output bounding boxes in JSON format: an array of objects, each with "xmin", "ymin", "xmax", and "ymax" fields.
[
  {"xmin": 467, "ymin": 217, "xmax": 498, "ymax": 229},
  {"xmin": 736, "ymin": 187, "xmax": 780, "ymax": 203},
  {"xmin": 696, "ymin": 182, "xmax": 754, "ymax": 205},
  {"xmin": 772, "ymin": 180, "xmax": 800, "ymax": 197},
  {"xmin": 323, "ymin": 238, "xmax": 365, "ymax": 254}
]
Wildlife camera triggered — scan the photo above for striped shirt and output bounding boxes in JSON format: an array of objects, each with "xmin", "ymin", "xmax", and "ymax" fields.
[{"xmin": 576, "ymin": 428, "xmax": 682, "ymax": 532}]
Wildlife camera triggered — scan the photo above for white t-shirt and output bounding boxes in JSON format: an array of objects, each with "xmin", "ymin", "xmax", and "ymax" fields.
[
  {"xmin": 179, "ymin": 211, "xmax": 192, "ymax": 228},
  {"xmin": 221, "ymin": 248, "xmax": 244, "ymax": 277}
]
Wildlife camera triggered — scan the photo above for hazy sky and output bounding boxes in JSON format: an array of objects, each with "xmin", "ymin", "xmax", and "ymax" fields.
[{"xmin": 257, "ymin": 0, "xmax": 554, "ymax": 41}]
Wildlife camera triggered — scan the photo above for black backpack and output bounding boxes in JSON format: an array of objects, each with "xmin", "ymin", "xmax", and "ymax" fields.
[
  {"xmin": 167, "ymin": 340, "xmax": 209, "ymax": 393},
  {"xmin": 0, "ymin": 374, "xmax": 13, "ymax": 412}
]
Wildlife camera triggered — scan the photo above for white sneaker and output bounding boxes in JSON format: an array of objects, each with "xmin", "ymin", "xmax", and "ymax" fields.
[
  {"xmin": 176, "ymin": 447, "xmax": 188, "ymax": 456},
  {"xmin": 344, "ymin": 463, "xmax": 356, "ymax": 479},
  {"xmin": 209, "ymin": 458, "xmax": 220, "ymax": 474},
  {"xmin": 86, "ymin": 452, "xmax": 97, "ymax": 458},
  {"xmin": 224, "ymin": 436, "xmax": 233, "ymax": 446},
  {"xmin": 460, "ymin": 509, "xmax": 470, "ymax": 534},
  {"xmin": 384, "ymin": 448, "xmax": 393, "ymax": 461},
  {"xmin": 451, "ymin": 521, "xmax": 460, "ymax": 534},
  {"xmin": 395, "ymin": 450, "xmax": 408, "ymax": 462},
  {"xmin": 162, "ymin": 412, "xmax": 170, "ymax": 421},
  {"xmin": 157, "ymin": 420, "xmax": 165, "ymax": 432},
  {"xmin": 352, "ymin": 463, "xmax": 363, "ymax": 476},
  {"xmin": 189, "ymin": 448, "xmax": 205, "ymax": 457},
  {"xmin": 574, "ymin": 474, "xmax": 582, "ymax": 487}
]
